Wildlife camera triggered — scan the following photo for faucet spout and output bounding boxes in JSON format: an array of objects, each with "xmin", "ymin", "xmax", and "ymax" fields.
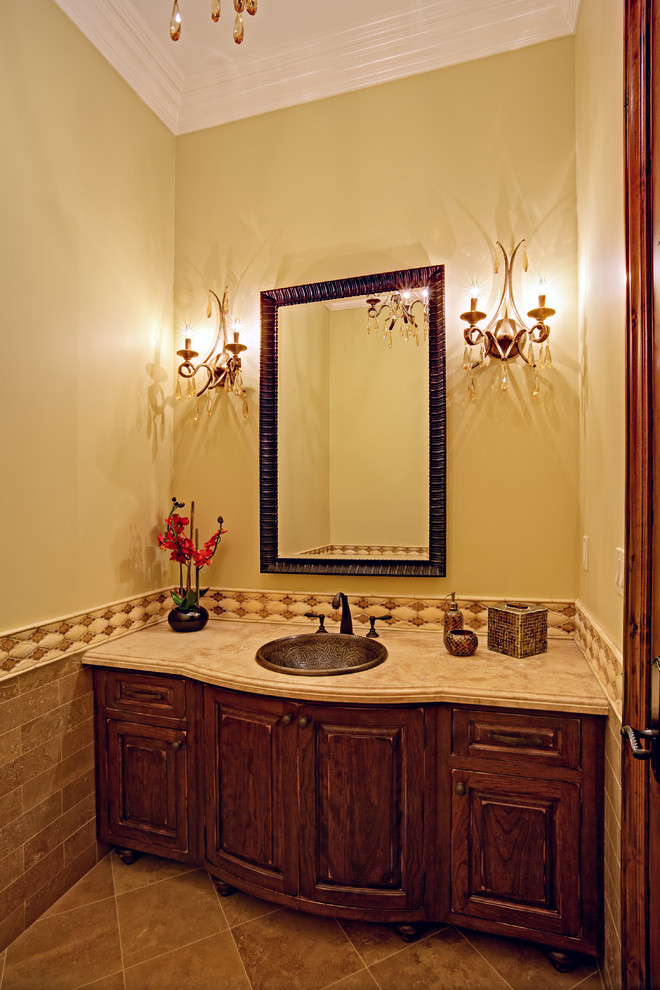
[{"xmin": 332, "ymin": 592, "xmax": 353, "ymax": 635}]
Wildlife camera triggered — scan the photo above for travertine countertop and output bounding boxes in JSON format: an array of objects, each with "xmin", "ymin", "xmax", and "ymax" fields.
[{"xmin": 83, "ymin": 618, "xmax": 609, "ymax": 715}]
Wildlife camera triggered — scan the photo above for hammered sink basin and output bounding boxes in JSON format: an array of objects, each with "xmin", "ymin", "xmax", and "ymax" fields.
[{"xmin": 256, "ymin": 633, "xmax": 387, "ymax": 676}]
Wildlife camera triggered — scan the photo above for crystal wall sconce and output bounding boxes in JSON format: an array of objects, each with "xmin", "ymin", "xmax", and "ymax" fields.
[
  {"xmin": 176, "ymin": 288, "xmax": 248, "ymax": 422},
  {"xmin": 366, "ymin": 288, "xmax": 429, "ymax": 347},
  {"xmin": 460, "ymin": 240, "xmax": 555, "ymax": 398}
]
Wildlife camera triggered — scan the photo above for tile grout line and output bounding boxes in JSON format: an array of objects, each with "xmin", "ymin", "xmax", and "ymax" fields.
[
  {"xmin": 0, "ymin": 948, "xmax": 5, "ymax": 990},
  {"xmin": 109, "ymin": 850, "xmax": 128, "ymax": 990},
  {"xmin": 569, "ymin": 968, "xmax": 603, "ymax": 989},
  {"xmin": 455, "ymin": 928, "xmax": 516, "ymax": 990},
  {"xmin": 209, "ymin": 886, "xmax": 255, "ymax": 990}
]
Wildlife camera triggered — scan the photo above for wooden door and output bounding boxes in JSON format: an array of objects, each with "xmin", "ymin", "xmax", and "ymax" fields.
[
  {"xmin": 450, "ymin": 769, "xmax": 581, "ymax": 937},
  {"xmin": 297, "ymin": 704, "xmax": 425, "ymax": 914},
  {"xmin": 623, "ymin": 1, "xmax": 660, "ymax": 986},
  {"xmin": 103, "ymin": 719, "xmax": 191, "ymax": 855},
  {"xmin": 203, "ymin": 687, "xmax": 299, "ymax": 897}
]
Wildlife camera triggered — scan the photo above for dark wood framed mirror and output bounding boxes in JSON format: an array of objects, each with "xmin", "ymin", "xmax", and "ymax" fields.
[{"xmin": 259, "ymin": 265, "xmax": 446, "ymax": 576}]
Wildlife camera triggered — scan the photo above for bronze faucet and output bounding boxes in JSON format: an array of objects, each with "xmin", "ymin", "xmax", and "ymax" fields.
[{"xmin": 332, "ymin": 592, "xmax": 353, "ymax": 634}]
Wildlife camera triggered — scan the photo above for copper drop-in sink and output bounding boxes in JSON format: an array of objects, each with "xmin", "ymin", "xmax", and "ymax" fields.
[{"xmin": 256, "ymin": 633, "xmax": 387, "ymax": 676}]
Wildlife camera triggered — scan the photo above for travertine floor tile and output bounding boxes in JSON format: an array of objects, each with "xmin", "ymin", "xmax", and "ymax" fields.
[
  {"xmin": 323, "ymin": 968, "xmax": 379, "ymax": 990},
  {"xmin": 460, "ymin": 928, "xmax": 601, "ymax": 990},
  {"xmin": 44, "ymin": 856, "xmax": 114, "ymax": 918},
  {"xmin": 2, "ymin": 898, "xmax": 122, "ymax": 990},
  {"xmin": 110, "ymin": 850, "xmax": 196, "ymax": 895},
  {"xmin": 214, "ymin": 887, "xmax": 282, "ymax": 928},
  {"xmin": 369, "ymin": 926, "xmax": 510, "ymax": 990},
  {"xmin": 123, "ymin": 931, "xmax": 250, "ymax": 990},
  {"xmin": 116, "ymin": 869, "xmax": 227, "ymax": 968},
  {"xmin": 232, "ymin": 908, "xmax": 362, "ymax": 990},
  {"xmin": 77, "ymin": 973, "xmax": 126, "ymax": 990},
  {"xmin": 338, "ymin": 918, "xmax": 445, "ymax": 967}
]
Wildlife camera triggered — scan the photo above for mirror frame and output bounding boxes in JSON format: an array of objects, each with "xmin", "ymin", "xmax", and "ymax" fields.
[{"xmin": 259, "ymin": 265, "xmax": 446, "ymax": 576}]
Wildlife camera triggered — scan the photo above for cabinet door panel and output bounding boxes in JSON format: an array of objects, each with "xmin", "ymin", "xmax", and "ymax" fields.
[
  {"xmin": 299, "ymin": 706, "xmax": 424, "ymax": 910},
  {"xmin": 204, "ymin": 688, "xmax": 298, "ymax": 896},
  {"xmin": 451, "ymin": 770, "xmax": 580, "ymax": 936},
  {"xmin": 104, "ymin": 720, "xmax": 190, "ymax": 854}
]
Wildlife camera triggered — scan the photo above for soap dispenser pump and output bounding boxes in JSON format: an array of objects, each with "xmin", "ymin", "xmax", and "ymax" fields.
[{"xmin": 444, "ymin": 592, "xmax": 463, "ymax": 642}]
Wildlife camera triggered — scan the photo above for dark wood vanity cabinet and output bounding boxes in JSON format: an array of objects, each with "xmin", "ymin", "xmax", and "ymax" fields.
[
  {"xmin": 441, "ymin": 706, "xmax": 603, "ymax": 955},
  {"xmin": 93, "ymin": 668, "xmax": 200, "ymax": 862},
  {"xmin": 203, "ymin": 686, "xmax": 425, "ymax": 919},
  {"xmin": 92, "ymin": 668, "xmax": 603, "ymax": 956}
]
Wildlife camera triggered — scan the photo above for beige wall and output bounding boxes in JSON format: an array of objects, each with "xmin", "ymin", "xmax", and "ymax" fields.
[
  {"xmin": 575, "ymin": 0, "xmax": 626, "ymax": 653},
  {"xmin": 0, "ymin": 0, "xmax": 176, "ymax": 633},
  {"xmin": 174, "ymin": 38, "xmax": 579, "ymax": 600}
]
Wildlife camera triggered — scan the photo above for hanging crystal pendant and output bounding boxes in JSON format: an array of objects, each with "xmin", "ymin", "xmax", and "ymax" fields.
[
  {"xmin": 170, "ymin": 0, "xmax": 182, "ymax": 40},
  {"xmin": 527, "ymin": 339, "xmax": 535, "ymax": 367},
  {"xmin": 467, "ymin": 375, "xmax": 476, "ymax": 399},
  {"xmin": 479, "ymin": 340, "xmax": 486, "ymax": 367},
  {"xmin": 186, "ymin": 377, "xmax": 195, "ymax": 399},
  {"xmin": 246, "ymin": 0, "xmax": 257, "ymax": 13},
  {"xmin": 211, "ymin": 0, "xmax": 220, "ymax": 22},
  {"xmin": 175, "ymin": 378, "xmax": 182, "ymax": 401},
  {"xmin": 234, "ymin": 0, "xmax": 245, "ymax": 9},
  {"xmin": 533, "ymin": 372, "xmax": 541, "ymax": 397},
  {"xmin": 194, "ymin": 400, "xmax": 200, "ymax": 423},
  {"xmin": 463, "ymin": 345, "xmax": 471, "ymax": 371},
  {"xmin": 501, "ymin": 362, "xmax": 509, "ymax": 392},
  {"xmin": 242, "ymin": 398, "xmax": 249, "ymax": 419},
  {"xmin": 207, "ymin": 391, "xmax": 213, "ymax": 416},
  {"xmin": 545, "ymin": 343, "xmax": 552, "ymax": 369},
  {"xmin": 233, "ymin": 11, "xmax": 244, "ymax": 43}
]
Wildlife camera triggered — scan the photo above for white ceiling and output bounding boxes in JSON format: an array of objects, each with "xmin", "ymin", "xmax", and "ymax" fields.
[{"xmin": 53, "ymin": 0, "xmax": 581, "ymax": 135}]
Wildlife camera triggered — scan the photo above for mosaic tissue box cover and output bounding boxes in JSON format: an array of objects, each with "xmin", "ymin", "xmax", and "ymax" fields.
[{"xmin": 487, "ymin": 602, "xmax": 548, "ymax": 658}]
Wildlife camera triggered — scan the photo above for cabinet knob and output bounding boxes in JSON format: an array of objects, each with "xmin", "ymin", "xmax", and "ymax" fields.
[
  {"xmin": 454, "ymin": 782, "xmax": 466, "ymax": 796},
  {"xmin": 281, "ymin": 714, "xmax": 294, "ymax": 726},
  {"xmin": 299, "ymin": 716, "xmax": 310, "ymax": 728},
  {"xmin": 172, "ymin": 740, "xmax": 183, "ymax": 751}
]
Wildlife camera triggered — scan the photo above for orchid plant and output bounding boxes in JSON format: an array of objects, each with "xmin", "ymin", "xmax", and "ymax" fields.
[{"xmin": 158, "ymin": 497, "xmax": 226, "ymax": 612}]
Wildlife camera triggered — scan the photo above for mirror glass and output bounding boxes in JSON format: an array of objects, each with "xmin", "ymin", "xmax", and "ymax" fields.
[{"xmin": 259, "ymin": 266, "xmax": 446, "ymax": 576}]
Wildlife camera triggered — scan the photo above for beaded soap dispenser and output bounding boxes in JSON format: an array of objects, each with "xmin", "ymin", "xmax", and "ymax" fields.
[{"xmin": 443, "ymin": 592, "xmax": 463, "ymax": 642}]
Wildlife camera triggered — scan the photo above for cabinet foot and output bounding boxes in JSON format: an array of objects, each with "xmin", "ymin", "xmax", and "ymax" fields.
[
  {"xmin": 115, "ymin": 847, "xmax": 144, "ymax": 866},
  {"xmin": 546, "ymin": 949, "xmax": 579, "ymax": 972},
  {"xmin": 395, "ymin": 923, "xmax": 424, "ymax": 942},
  {"xmin": 211, "ymin": 878, "xmax": 236, "ymax": 897}
]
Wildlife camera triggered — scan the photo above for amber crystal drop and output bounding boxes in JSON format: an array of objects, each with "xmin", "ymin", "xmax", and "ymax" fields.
[
  {"xmin": 233, "ymin": 11, "xmax": 244, "ymax": 43},
  {"xmin": 234, "ymin": 0, "xmax": 245, "ymax": 11},
  {"xmin": 501, "ymin": 363, "xmax": 509, "ymax": 392},
  {"xmin": 462, "ymin": 345, "xmax": 470, "ymax": 371},
  {"xmin": 545, "ymin": 343, "xmax": 552, "ymax": 369},
  {"xmin": 170, "ymin": 0, "xmax": 182, "ymax": 40},
  {"xmin": 467, "ymin": 375, "xmax": 476, "ymax": 399},
  {"xmin": 211, "ymin": 0, "xmax": 220, "ymax": 22},
  {"xmin": 194, "ymin": 400, "xmax": 200, "ymax": 423},
  {"xmin": 533, "ymin": 372, "xmax": 541, "ymax": 397},
  {"xmin": 246, "ymin": 0, "xmax": 257, "ymax": 13}
]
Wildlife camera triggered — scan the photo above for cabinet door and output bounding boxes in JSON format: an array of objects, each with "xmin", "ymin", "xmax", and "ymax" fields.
[
  {"xmin": 204, "ymin": 687, "xmax": 299, "ymax": 897},
  {"xmin": 450, "ymin": 769, "xmax": 580, "ymax": 936},
  {"xmin": 102, "ymin": 719, "xmax": 191, "ymax": 856},
  {"xmin": 298, "ymin": 705, "xmax": 425, "ymax": 912}
]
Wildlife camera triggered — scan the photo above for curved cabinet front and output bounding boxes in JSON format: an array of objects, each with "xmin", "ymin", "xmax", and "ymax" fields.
[{"xmin": 92, "ymin": 666, "xmax": 604, "ymax": 953}]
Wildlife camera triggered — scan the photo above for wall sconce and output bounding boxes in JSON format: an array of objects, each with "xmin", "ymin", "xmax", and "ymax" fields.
[
  {"xmin": 366, "ymin": 288, "xmax": 429, "ymax": 347},
  {"xmin": 176, "ymin": 288, "xmax": 248, "ymax": 421},
  {"xmin": 460, "ymin": 240, "xmax": 555, "ymax": 398}
]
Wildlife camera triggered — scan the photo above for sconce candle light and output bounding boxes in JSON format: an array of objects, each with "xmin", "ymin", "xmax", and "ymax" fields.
[
  {"xmin": 176, "ymin": 288, "xmax": 248, "ymax": 422},
  {"xmin": 365, "ymin": 288, "xmax": 429, "ymax": 347},
  {"xmin": 460, "ymin": 240, "xmax": 555, "ymax": 398}
]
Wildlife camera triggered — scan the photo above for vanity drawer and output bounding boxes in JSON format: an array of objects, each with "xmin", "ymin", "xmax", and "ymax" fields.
[
  {"xmin": 452, "ymin": 708, "xmax": 581, "ymax": 769},
  {"xmin": 101, "ymin": 669, "xmax": 187, "ymax": 720}
]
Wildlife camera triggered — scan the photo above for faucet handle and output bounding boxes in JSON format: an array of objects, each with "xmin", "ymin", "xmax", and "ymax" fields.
[
  {"xmin": 304, "ymin": 612, "xmax": 328, "ymax": 634},
  {"xmin": 366, "ymin": 615, "xmax": 394, "ymax": 638}
]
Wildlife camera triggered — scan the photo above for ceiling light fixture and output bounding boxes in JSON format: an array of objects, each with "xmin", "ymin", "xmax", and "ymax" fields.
[
  {"xmin": 170, "ymin": 0, "xmax": 257, "ymax": 45},
  {"xmin": 365, "ymin": 288, "xmax": 429, "ymax": 348},
  {"xmin": 460, "ymin": 239, "xmax": 554, "ymax": 398}
]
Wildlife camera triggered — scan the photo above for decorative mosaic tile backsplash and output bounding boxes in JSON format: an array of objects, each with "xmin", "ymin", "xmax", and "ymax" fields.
[{"xmin": 574, "ymin": 600, "xmax": 623, "ymax": 716}]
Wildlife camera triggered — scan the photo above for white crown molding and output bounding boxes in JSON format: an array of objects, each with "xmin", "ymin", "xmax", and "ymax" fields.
[
  {"xmin": 52, "ymin": 0, "xmax": 184, "ymax": 132},
  {"xmin": 53, "ymin": 0, "xmax": 581, "ymax": 136}
]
